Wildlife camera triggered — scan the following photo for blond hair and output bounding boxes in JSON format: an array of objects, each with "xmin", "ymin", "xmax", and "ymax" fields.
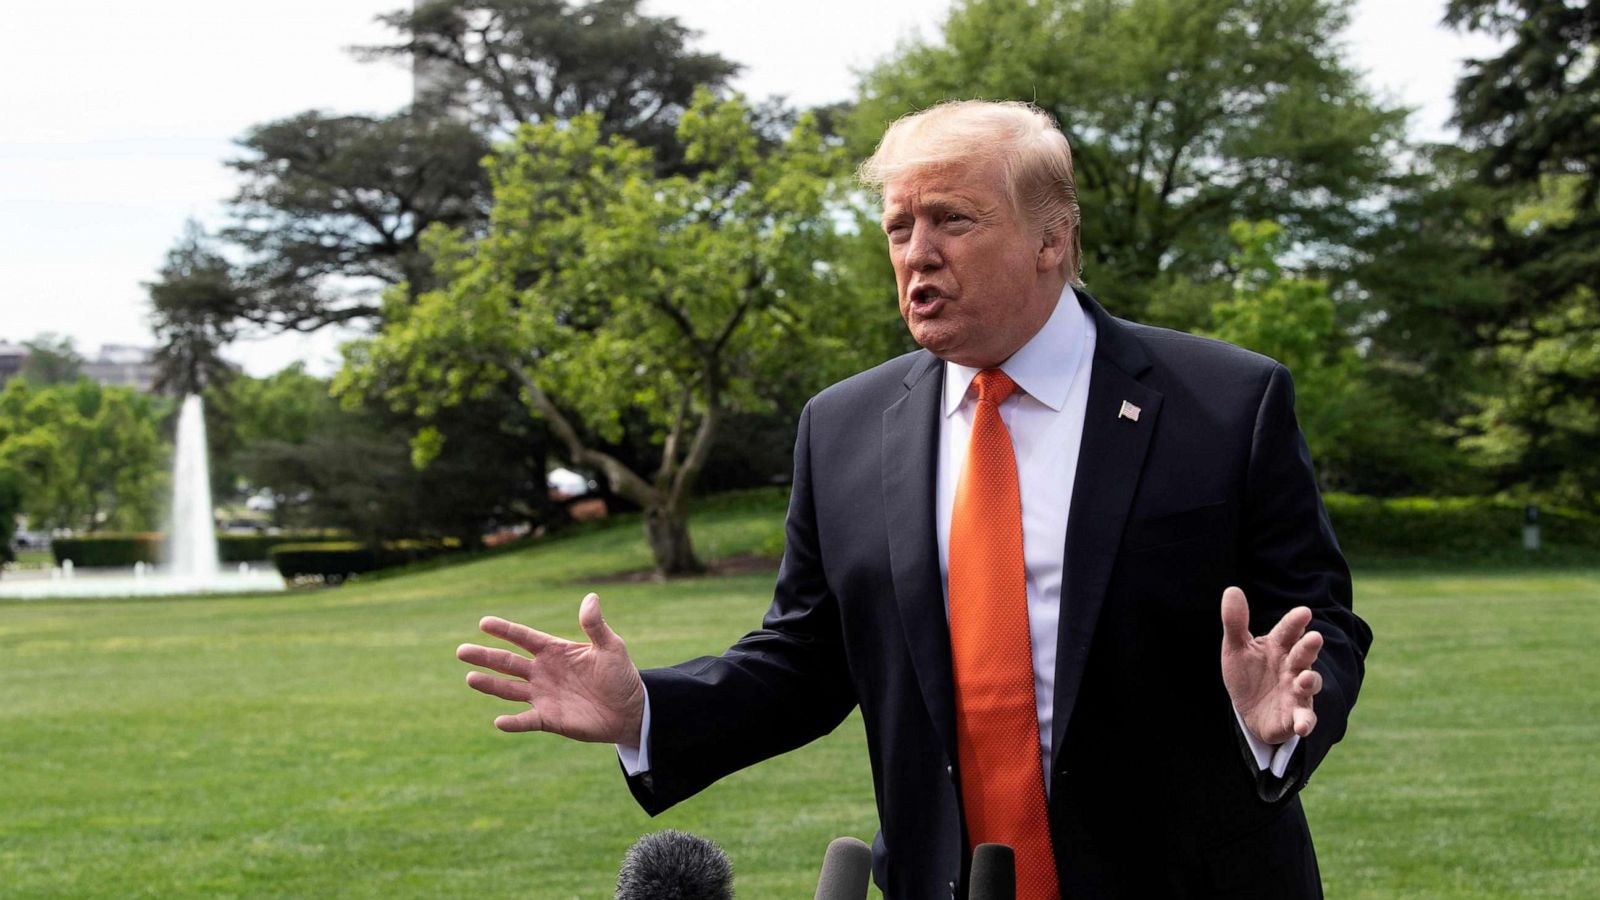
[{"xmin": 858, "ymin": 100, "xmax": 1084, "ymax": 285}]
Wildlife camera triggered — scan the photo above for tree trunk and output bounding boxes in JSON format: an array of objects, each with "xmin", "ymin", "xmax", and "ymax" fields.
[{"xmin": 644, "ymin": 499, "xmax": 703, "ymax": 577}]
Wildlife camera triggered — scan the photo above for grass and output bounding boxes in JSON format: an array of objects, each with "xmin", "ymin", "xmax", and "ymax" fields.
[
  {"xmin": 6, "ymin": 548, "xmax": 53, "ymax": 570},
  {"xmin": 1, "ymin": 488, "xmax": 1596, "ymax": 897}
]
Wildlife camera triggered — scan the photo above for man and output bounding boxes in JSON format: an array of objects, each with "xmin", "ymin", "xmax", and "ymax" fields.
[{"xmin": 457, "ymin": 101, "xmax": 1371, "ymax": 898}]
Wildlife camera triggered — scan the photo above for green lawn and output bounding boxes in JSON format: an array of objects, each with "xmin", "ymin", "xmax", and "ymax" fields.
[
  {"xmin": 1, "ymin": 491, "xmax": 1596, "ymax": 897},
  {"xmin": 7, "ymin": 548, "xmax": 53, "ymax": 570}
]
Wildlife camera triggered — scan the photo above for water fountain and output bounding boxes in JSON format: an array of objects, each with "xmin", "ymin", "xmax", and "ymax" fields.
[
  {"xmin": 0, "ymin": 395, "xmax": 285, "ymax": 599},
  {"xmin": 169, "ymin": 393, "xmax": 222, "ymax": 580}
]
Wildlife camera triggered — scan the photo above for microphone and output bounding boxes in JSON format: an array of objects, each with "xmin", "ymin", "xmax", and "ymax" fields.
[
  {"xmin": 615, "ymin": 830, "xmax": 734, "ymax": 900},
  {"xmin": 813, "ymin": 836, "xmax": 872, "ymax": 900},
  {"xmin": 968, "ymin": 843, "xmax": 1015, "ymax": 900}
]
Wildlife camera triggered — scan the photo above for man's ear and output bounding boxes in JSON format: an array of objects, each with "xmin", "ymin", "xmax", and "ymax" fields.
[{"xmin": 1036, "ymin": 228, "xmax": 1070, "ymax": 273}]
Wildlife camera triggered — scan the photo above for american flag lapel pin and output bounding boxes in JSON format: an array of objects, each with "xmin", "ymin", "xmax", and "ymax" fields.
[{"xmin": 1118, "ymin": 400, "xmax": 1141, "ymax": 422}]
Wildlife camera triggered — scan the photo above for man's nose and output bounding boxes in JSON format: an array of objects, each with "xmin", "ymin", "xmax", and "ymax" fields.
[{"xmin": 904, "ymin": 223, "xmax": 943, "ymax": 271}]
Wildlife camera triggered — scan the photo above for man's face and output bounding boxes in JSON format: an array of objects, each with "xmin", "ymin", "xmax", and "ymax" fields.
[{"xmin": 881, "ymin": 157, "xmax": 1059, "ymax": 368}]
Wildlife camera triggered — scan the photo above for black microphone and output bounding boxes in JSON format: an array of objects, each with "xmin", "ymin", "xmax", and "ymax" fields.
[
  {"xmin": 615, "ymin": 830, "xmax": 734, "ymax": 900},
  {"xmin": 968, "ymin": 843, "xmax": 1015, "ymax": 900},
  {"xmin": 813, "ymin": 836, "xmax": 872, "ymax": 900}
]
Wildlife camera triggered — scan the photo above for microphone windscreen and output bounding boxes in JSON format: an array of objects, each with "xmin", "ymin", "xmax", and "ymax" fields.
[
  {"xmin": 969, "ymin": 843, "xmax": 1016, "ymax": 900},
  {"xmin": 615, "ymin": 830, "xmax": 734, "ymax": 900},
  {"xmin": 813, "ymin": 836, "xmax": 872, "ymax": 900}
]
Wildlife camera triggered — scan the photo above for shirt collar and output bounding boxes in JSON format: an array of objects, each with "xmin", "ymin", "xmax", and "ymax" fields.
[{"xmin": 942, "ymin": 285, "xmax": 1088, "ymax": 416}]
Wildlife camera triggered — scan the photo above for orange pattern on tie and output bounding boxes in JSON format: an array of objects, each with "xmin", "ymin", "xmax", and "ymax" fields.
[{"xmin": 948, "ymin": 368, "xmax": 1059, "ymax": 899}]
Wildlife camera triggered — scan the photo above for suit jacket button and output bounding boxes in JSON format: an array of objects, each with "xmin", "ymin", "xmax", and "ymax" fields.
[
  {"xmin": 640, "ymin": 774, "xmax": 654, "ymax": 790},
  {"xmin": 946, "ymin": 764, "xmax": 954, "ymax": 779}
]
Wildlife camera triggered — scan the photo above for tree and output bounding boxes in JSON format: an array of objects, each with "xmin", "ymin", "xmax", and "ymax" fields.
[
  {"xmin": 339, "ymin": 93, "xmax": 867, "ymax": 575},
  {"xmin": 848, "ymin": 0, "xmax": 1408, "ymax": 326},
  {"xmin": 16, "ymin": 334, "xmax": 83, "ymax": 386},
  {"xmin": 0, "ymin": 467, "xmax": 18, "ymax": 568},
  {"xmin": 0, "ymin": 379, "xmax": 168, "ymax": 533},
  {"xmin": 212, "ymin": 1, "xmax": 743, "ymax": 338},
  {"xmin": 1205, "ymin": 222, "xmax": 1451, "ymax": 494},
  {"xmin": 223, "ymin": 112, "xmax": 490, "ymax": 333},
  {"xmin": 222, "ymin": 365, "xmax": 549, "ymax": 542},
  {"xmin": 1444, "ymin": 0, "xmax": 1600, "ymax": 507},
  {"xmin": 359, "ymin": 0, "xmax": 740, "ymax": 165},
  {"xmin": 147, "ymin": 220, "xmax": 247, "ymax": 397}
]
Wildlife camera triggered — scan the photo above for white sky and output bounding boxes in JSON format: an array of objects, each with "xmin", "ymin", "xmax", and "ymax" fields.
[{"xmin": 0, "ymin": 0, "xmax": 1500, "ymax": 377}]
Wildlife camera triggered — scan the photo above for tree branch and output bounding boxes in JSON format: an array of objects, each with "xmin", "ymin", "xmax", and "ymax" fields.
[{"xmin": 503, "ymin": 359, "xmax": 656, "ymax": 506}]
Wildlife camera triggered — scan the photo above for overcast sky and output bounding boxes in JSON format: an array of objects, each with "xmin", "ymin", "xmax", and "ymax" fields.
[{"xmin": 0, "ymin": 0, "xmax": 1499, "ymax": 377}]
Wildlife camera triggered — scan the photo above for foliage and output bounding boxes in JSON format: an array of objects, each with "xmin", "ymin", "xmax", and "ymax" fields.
[
  {"xmin": 0, "ymin": 467, "xmax": 18, "ymax": 566},
  {"xmin": 223, "ymin": 111, "xmax": 490, "ymax": 333},
  {"xmin": 217, "ymin": 533, "xmax": 330, "ymax": 563},
  {"xmin": 51, "ymin": 534, "xmax": 163, "ymax": 567},
  {"xmin": 146, "ymin": 220, "xmax": 247, "ymax": 397},
  {"xmin": 47, "ymin": 533, "xmax": 332, "ymax": 568},
  {"xmin": 1325, "ymin": 493, "xmax": 1600, "ymax": 565},
  {"xmin": 16, "ymin": 334, "xmax": 84, "ymax": 386},
  {"xmin": 359, "ymin": 0, "xmax": 740, "ymax": 166},
  {"xmin": 1339, "ymin": 147, "xmax": 1504, "ymax": 483},
  {"xmin": 0, "ymin": 379, "xmax": 168, "ymax": 533},
  {"xmin": 1443, "ymin": 0, "xmax": 1600, "ymax": 508},
  {"xmin": 1447, "ymin": 0, "xmax": 1599, "ymax": 313},
  {"xmin": 267, "ymin": 539, "xmax": 463, "ymax": 582},
  {"xmin": 339, "ymin": 92, "xmax": 870, "ymax": 574},
  {"xmin": 221, "ymin": 366, "xmax": 545, "ymax": 543},
  {"xmin": 847, "ymin": 0, "xmax": 1408, "ymax": 324},
  {"xmin": 1204, "ymin": 222, "xmax": 1452, "ymax": 494},
  {"xmin": 1456, "ymin": 281, "xmax": 1600, "ymax": 506}
]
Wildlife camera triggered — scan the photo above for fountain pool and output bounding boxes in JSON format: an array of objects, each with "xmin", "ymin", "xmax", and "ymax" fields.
[{"xmin": 0, "ymin": 395, "xmax": 285, "ymax": 600}]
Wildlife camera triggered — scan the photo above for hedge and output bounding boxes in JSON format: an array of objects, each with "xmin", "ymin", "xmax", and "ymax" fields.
[
  {"xmin": 218, "ymin": 534, "xmax": 333, "ymax": 563},
  {"xmin": 1324, "ymin": 494, "xmax": 1600, "ymax": 563},
  {"xmin": 269, "ymin": 540, "xmax": 464, "ymax": 583},
  {"xmin": 52, "ymin": 534, "xmax": 163, "ymax": 567},
  {"xmin": 51, "ymin": 532, "xmax": 333, "ymax": 568}
]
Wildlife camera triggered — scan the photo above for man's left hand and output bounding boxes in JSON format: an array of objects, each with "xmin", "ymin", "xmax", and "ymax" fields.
[{"xmin": 1220, "ymin": 585, "xmax": 1324, "ymax": 746}]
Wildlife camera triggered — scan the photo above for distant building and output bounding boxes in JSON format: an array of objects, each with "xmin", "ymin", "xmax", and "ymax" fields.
[
  {"xmin": 0, "ymin": 343, "xmax": 24, "ymax": 385},
  {"xmin": 83, "ymin": 345, "xmax": 158, "ymax": 392}
]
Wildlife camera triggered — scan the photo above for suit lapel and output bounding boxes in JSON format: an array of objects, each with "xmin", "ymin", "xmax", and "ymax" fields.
[
  {"xmin": 1051, "ymin": 290, "xmax": 1162, "ymax": 770},
  {"xmin": 882, "ymin": 351, "xmax": 958, "ymax": 762}
]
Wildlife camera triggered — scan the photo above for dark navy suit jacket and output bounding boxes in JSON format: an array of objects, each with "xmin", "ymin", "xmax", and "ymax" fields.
[{"xmin": 627, "ymin": 289, "xmax": 1371, "ymax": 898}]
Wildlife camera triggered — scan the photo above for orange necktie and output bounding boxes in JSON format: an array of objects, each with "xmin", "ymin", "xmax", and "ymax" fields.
[{"xmin": 948, "ymin": 368, "xmax": 1059, "ymax": 899}]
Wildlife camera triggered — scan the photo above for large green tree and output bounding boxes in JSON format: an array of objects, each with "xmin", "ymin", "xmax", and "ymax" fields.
[
  {"xmin": 339, "ymin": 93, "xmax": 868, "ymax": 575},
  {"xmin": 848, "ymin": 0, "xmax": 1407, "ymax": 326},
  {"xmin": 1206, "ymin": 222, "xmax": 1457, "ymax": 494},
  {"xmin": 0, "ymin": 380, "xmax": 168, "ymax": 533},
  {"xmin": 223, "ymin": 112, "xmax": 490, "ymax": 333},
  {"xmin": 359, "ymin": 0, "xmax": 741, "ymax": 165},
  {"xmin": 1444, "ymin": 0, "xmax": 1600, "ymax": 507}
]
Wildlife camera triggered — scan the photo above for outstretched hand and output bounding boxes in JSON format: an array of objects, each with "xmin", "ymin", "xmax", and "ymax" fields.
[
  {"xmin": 1220, "ymin": 586, "xmax": 1324, "ymax": 746},
  {"xmin": 456, "ymin": 592, "xmax": 646, "ymax": 745}
]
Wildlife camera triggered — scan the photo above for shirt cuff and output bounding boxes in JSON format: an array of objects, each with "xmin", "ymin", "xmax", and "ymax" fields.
[
  {"xmin": 615, "ymin": 687, "xmax": 652, "ymax": 776},
  {"xmin": 1233, "ymin": 705, "xmax": 1300, "ymax": 779}
]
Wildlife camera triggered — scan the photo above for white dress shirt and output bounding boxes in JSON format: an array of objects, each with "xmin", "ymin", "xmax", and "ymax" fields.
[{"xmin": 621, "ymin": 285, "xmax": 1296, "ymax": 779}]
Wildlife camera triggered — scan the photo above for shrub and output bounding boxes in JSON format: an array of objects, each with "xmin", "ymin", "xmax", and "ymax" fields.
[
  {"xmin": 1324, "ymin": 494, "xmax": 1600, "ymax": 564},
  {"xmin": 269, "ymin": 539, "xmax": 464, "ymax": 583},
  {"xmin": 52, "ymin": 534, "xmax": 163, "ymax": 567},
  {"xmin": 217, "ymin": 533, "xmax": 334, "ymax": 563},
  {"xmin": 52, "ymin": 532, "xmax": 334, "ymax": 568}
]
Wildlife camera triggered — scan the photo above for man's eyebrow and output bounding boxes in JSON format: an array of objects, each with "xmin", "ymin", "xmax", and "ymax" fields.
[{"xmin": 885, "ymin": 194, "xmax": 972, "ymax": 217}]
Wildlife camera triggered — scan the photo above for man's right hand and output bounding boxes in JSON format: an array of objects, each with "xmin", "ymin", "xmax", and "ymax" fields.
[{"xmin": 456, "ymin": 592, "xmax": 646, "ymax": 745}]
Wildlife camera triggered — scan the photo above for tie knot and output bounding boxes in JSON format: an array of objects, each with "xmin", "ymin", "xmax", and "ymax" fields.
[{"xmin": 973, "ymin": 368, "xmax": 1017, "ymax": 405}]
